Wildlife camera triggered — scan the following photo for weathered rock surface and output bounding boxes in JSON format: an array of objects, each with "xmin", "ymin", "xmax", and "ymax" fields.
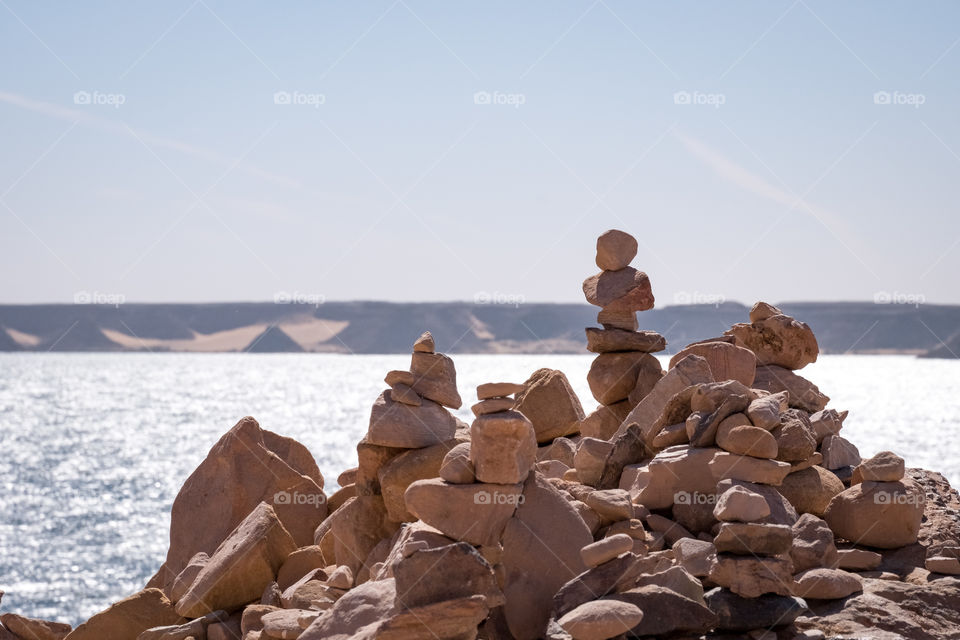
[
  {"xmin": 824, "ymin": 478, "xmax": 925, "ymax": 548},
  {"xmin": 514, "ymin": 369, "xmax": 585, "ymax": 442},
  {"xmin": 669, "ymin": 340, "xmax": 757, "ymax": 387},
  {"xmin": 63, "ymin": 589, "xmax": 182, "ymax": 640},
  {"xmin": 404, "ymin": 478, "xmax": 522, "ymax": 546},
  {"xmin": 367, "ymin": 391, "xmax": 457, "ymax": 449},
  {"xmin": 585, "ymin": 328, "xmax": 665, "ymax": 354},
  {"xmin": 726, "ymin": 305, "xmax": 819, "ymax": 370}
]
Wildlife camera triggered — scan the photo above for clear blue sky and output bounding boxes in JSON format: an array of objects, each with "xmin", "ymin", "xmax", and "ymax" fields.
[{"xmin": 1, "ymin": 1, "xmax": 958, "ymax": 305}]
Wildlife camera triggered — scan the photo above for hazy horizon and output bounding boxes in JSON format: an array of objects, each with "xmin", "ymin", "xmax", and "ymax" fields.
[{"xmin": 3, "ymin": 1, "xmax": 959, "ymax": 305}]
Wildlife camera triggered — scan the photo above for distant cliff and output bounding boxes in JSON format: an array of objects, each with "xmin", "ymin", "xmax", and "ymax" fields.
[{"xmin": 0, "ymin": 301, "xmax": 958, "ymax": 355}]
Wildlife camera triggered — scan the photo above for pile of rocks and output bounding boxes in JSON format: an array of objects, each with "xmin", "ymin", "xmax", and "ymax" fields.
[
  {"xmin": 4, "ymin": 228, "xmax": 960, "ymax": 640},
  {"xmin": 581, "ymin": 229, "xmax": 666, "ymax": 441}
]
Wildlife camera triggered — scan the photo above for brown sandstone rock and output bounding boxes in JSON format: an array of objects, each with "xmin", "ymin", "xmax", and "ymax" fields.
[
  {"xmin": 377, "ymin": 596, "xmax": 488, "ymax": 639},
  {"xmin": 477, "ymin": 381, "xmax": 525, "ymax": 399},
  {"xmin": 366, "ymin": 391, "xmax": 457, "ymax": 449},
  {"xmin": 514, "ymin": 369, "xmax": 585, "ymax": 443},
  {"xmin": 746, "ymin": 391, "xmax": 789, "ymax": 430},
  {"xmin": 823, "ymin": 478, "xmax": 925, "ymax": 548},
  {"xmin": 328, "ymin": 495, "xmax": 399, "ymax": 574},
  {"xmin": 389, "ymin": 383, "xmax": 420, "ymax": 406},
  {"xmin": 409, "ymin": 351, "xmax": 462, "ymax": 409},
  {"xmin": 585, "ymin": 328, "xmax": 665, "ymax": 354},
  {"xmin": 713, "ymin": 522, "xmax": 793, "ymax": 555},
  {"xmin": 778, "ymin": 465, "xmax": 844, "ymax": 517},
  {"xmin": 471, "ymin": 410, "xmax": 537, "ymax": 484},
  {"xmin": 394, "ymin": 542, "xmax": 503, "ymax": 609},
  {"xmin": 379, "ymin": 437, "xmax": 464, "ymax": 522},
  {"xmin": 594, "ymin": 229, "xmax": 638, "ymax": 271},
  {"xmin": 471, "ymin": 397, "xmax": 514, "ymax": 415},
  {"xmin": 176, "ymin": 502, "xmax": 297, "ymax": 618},
  {"xmin": 793, "ymin": 568, "xmax": 863, "ymax": 599},
  {"xmin": 753, "ymin": 365, "xmax": 829, "ymax": 412},
  {"xmin": 857, "ymin": 450, "xmax": 905, "ymax": 482},
  {"xmin": 821, "ymin": 434, "xmax": 862, "ymax": 470},
  {"xmin": 580, "ymin": 534, "xmax": 634, "ymax": 568},
  {"xmin": 413, "ymin": 331, "xmax": 435, "ymax": 353},
  {"xmin": 716, "ymin": 414, "xmax": 778, "ymax": 458},
  {"xmin": 439, "ymin": 442, "xmax": 475, "ymax": 484},
  {"xmin": 580, "ymin": 401, "xmax": 632, "ymax": 440},
  {"xmin": 63, "ymin": 590, "xmax": 180, "ymax": 640},
  {"xmin": 277, "ymin": 546, "xmax": 326, "ymax": 591},
  {"xmin": 582, "ymin": 267, "xmax": 655, "ymax": 312},
  {"xmin": 587, "ymin": 352, "xmax": 660, "ymax": 405},
  {"xmin": 299, "ymin": 578, "xmax": 397, "ymax": 639},
  {"xmin": 789, "ymin": 513, "xmax": 839, "ymax": 573},
  {"xmin": 707, "ymin": 554, "xmax": 794, "ymax": 597},
  {"xmin": 596, "ymin": 308, "xmax": 638, "ymax": 331},
  {"xmin": 709, "ymin": 452, "xmax": 792, "ymax": 485},
  {"xmin": 501, "ymin": 473, "xmax": 593, "ymax": 640},
  {"xmin": 725, "ymin": 306, "xmax": 819, "ymax": 370},
  {"xmin": 772, "ymin": 412, "xmax": 817, "ymax": 462},
  {"xmin": 713, "ymin": 484, "xmax": 771, "ymax": 522},
  {"xmin": 669, "ymin": 341, "xmax": 757, "ymax": 387},
  {"xmin": 558, "ymin": 599, "xmax": 644, "ymax": 639},
  {"xmin": 404, "ymin": 478, "xmax": 522, "ymax": 546},
  {"xmin": 167, "ymin": 552, "xmax": 208, "ymax": 603},
  {"xmin": 150, "ymin": 417, "xmax": 325, "ymax": 590}
]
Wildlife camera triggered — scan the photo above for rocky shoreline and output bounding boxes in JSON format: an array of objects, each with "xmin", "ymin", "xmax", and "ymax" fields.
[{"xmin": 2, "ymin": 229, "xmax": 959, "ymax": 640}]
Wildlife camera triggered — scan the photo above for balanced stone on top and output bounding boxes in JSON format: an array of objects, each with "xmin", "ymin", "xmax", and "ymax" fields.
[
  {"xmin": 477, "ymin": 382, "xmax": 525, "ymax": 400},
  {"xmin": 595, "ymin": 229, "xmax": 638, "ymax": 271},
  {"xmin": 413, "ymin": 330, "xmax": 435, "ymax": 353}
]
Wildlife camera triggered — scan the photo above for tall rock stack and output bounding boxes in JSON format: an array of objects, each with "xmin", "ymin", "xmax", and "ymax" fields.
[{"xmin": 581, "ymin": 229, "xmax": 666, "ymax": 441}]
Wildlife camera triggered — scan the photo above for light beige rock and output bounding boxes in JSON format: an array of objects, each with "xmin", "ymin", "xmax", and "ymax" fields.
[
  {"xmin": 409, "ymin": 351, "xmax": 461, "ymax": 409},
  {"xmin": 327, "ymin": 495, "xmax": 399, "ymax": 574},
  {"xmin": 821, "ymin": 435, "xmax": 861, "ymax": 470},
  {"xmin": 809, "ymin": 408, "xmax": 845, "ymax": 443},
  {"xmin": 750, "ymin": 301, "xmax": 781, "ymax": 322},
  {"xmin": 726, "ymin": 307, "xmax": 819, "ymax": 370},
  {"xmin": 558, "ymin": 599, "xmax": 644, "ymax": 640},
  {"xmin": 585, "ymin": 489, "xmax": 634, "ymax": 523},
  {"xmin": 404, "ymin": 478, "xmax": 522, "ymax": 546},
  {"xmin": 299, "ymin": 578, "xmax": 396, "ymax": 639},
  {"xmin": 62, "ymin": 589, "xmax": 179, "ymax": 640},
  {"xmin": 438, "ymin": 442, "xmax": 475, "ymax": 484},
  {"xmin": 645, "ymin": 513, "xmax": 693, "ymax": 546},
  {"xmin": 620, "ymin": 446, "xmax": 718, "ymax": 510},
  {"xmin": 580, "ymin": 534, "xmax": 635, "ymax": 568},
  {"xmin": 327, "ymin": 565, "xmax": 353, "ymax": 590},
  {"xmin": 716, "ymin": 414, "xmax": 778, "ymax": 458},
  {"xmin": 167, "ymin": 551, "xmax": 208, "ymax": 603},
  {"xmin": 537, "ymin": 436, "xmax": 577, "ymax": 467},
  {"xmin": 926, "ymin": 556, "xmax": 960, "ymax": 575},
  {"xmin": 823, "ymin": 479, "xmax": 925, "ymax": 548},
  {"xmin": 793, "ymin": 568, "xmax": 863, "ymax": 599},
  {"xmin": 746, "ymin": 391, "xmax": 789, "ymax": 430},
  {"xmin": 836, "ymin": 548, "xmax": 881, "ymax": 570},
  {"xmin": 587, "ymin": 352, "xmax": 661, "ymax": 405},
  {"xmin": 857, "ymin": 451, "xmax": 905, "ymax": 482},
  {"xmin": 583, "ymin": 267, "xmax": 655, "ymax": 312},
  {"xmin": 580, "ymin": 401, "xmax": 633, "ymax": 440},
  {"xmin": 709, "ymin": 452, "xmax": 792, "ymax": 485},
  {"xmin": 261, "ymin": 609, "xmax": 309, "ymax": 639},
  {"xmin": 713, "ymin": 522, "xmax": 793, "ymax": 555},
  {"xmin": 471, "ymin": 410, "xmax": 537, "ymax": 484},
  {"xmin": 585, "ymin": 328, "xmax": 666, "ymax": 354},
  {"xmin": 477, "ymin": 381, "xmax": 525, "ymax": 399},
  {"xmin": 366, "ymin": 391, "xmax": 457, "ymax": 449},
  {"xmin": 514, "ymin": 368, "xmax": 585, "ymax": 442},
  {"xmin": 713, "ymin": 485, "xmax": 771, "ymax": 522},
  {"xmin": 772, "ymin": 413, "xmax": 817, "ymax": 463},
  {"xmin": 241, "ymin": 605, "xmax": 279, "ymax": 636},
  {"xmin": 175, "ymin": 503, "xmax": 297, "ymax": 618},
  {"xmin": 595, "ymin": 229, "xmax": 638, "ymax": 271},
  {"xmin": 669, "ymin": 341, "xmax": 757, "ymax": 387},
  {"xmin": 672, "ymin": 538, "xmax": 717, "ymax": 577}
]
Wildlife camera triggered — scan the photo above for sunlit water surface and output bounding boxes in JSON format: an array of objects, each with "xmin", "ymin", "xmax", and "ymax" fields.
[{"xmin": 0, "ymin": 353, "xmax": 957, "ymax": 623}]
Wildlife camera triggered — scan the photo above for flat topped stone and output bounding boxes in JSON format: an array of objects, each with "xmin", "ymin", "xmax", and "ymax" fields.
[
  {"xmin": 583, "ymin": 267, "xmax": 654, "ymax": 312},
  {"xmin": 857, "ymin": 450, "xmax": 905, "ymax": 482},
  {"xmin": 477, "ymin": 382, "xmax": 525, "ymax": 399},
  {"xmin": 585, "ymin": 327, "xmax": 666, "ymax": 353},
  {"xmin": 471, "ymin": 397, "xmax": 514, "ymax": 416},
  {"xmin": 595, "ymin": 229, "xmax": 638, "ymax": 271},
  {"xmin": 558, "ymin": 599, "xmax": 644, "ymax": 639},
  {"xmin": 413, "ymin": 331, "xmax": 435, "ymax": 353},
  {"xmin": 366, "ymin": 390, "xmax": 457, "ymax": 449}
]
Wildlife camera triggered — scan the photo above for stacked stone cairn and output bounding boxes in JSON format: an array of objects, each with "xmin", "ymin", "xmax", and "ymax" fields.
[
  {"xmin": 10, "ymin": 229, "xmax": 960, "ymax": 640},
  {"xmin": 581, "ymin": 229, "xmax": 666, "ymax": 442}
]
